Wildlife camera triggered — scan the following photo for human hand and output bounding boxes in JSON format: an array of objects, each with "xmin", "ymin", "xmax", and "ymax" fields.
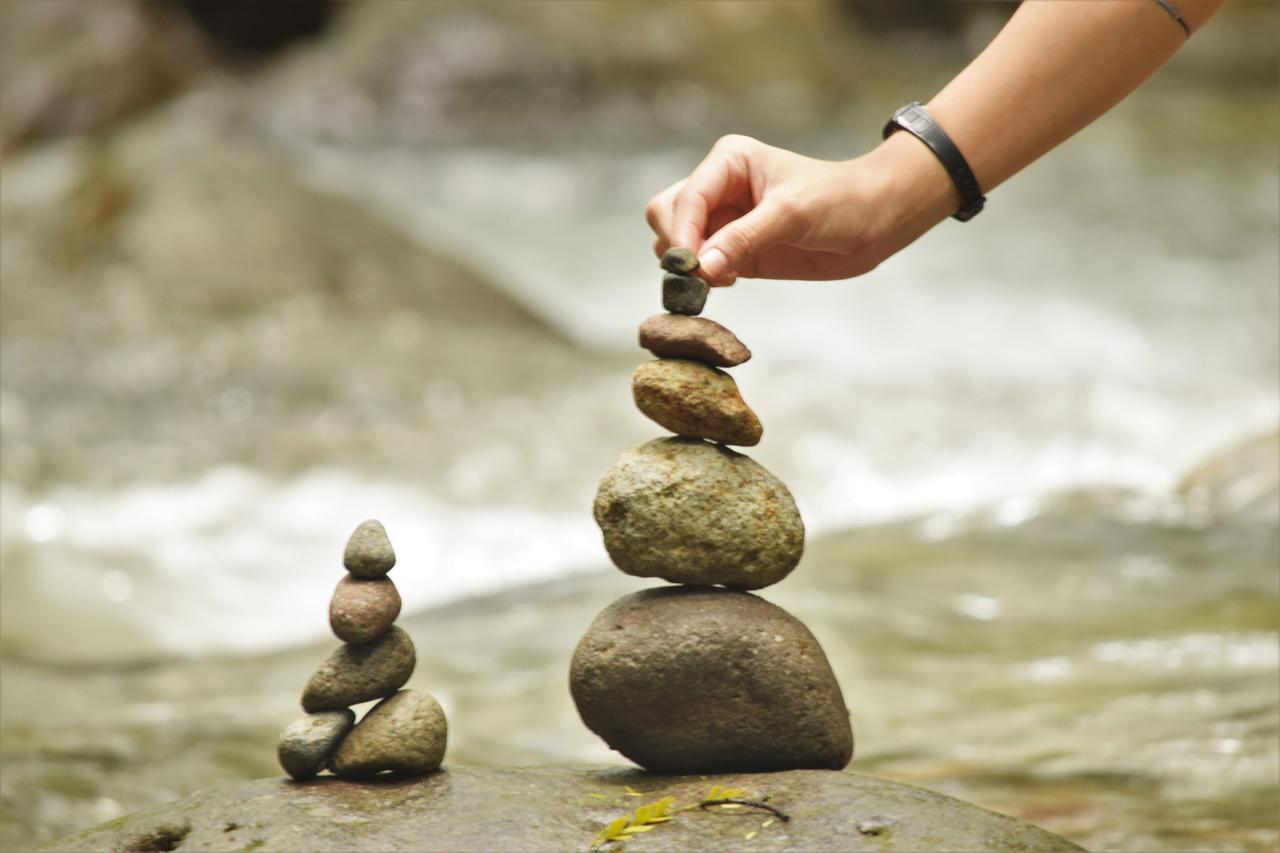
[{"xmin": 645, "ymin": 133, "xmax": 958, "ymax": 285}]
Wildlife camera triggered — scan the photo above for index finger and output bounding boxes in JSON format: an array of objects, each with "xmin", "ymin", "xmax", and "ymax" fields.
[{"xmin": 670, "ymin": 140, "xmax": 751, "ymax": 253}]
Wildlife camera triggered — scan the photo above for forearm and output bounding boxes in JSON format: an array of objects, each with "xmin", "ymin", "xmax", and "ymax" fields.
[{"xmin": 927, "ymin": 0, "xmax": 1226, "ymax": 193}]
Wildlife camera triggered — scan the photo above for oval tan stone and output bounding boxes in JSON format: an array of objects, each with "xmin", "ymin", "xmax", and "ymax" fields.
[
  {"xmin": 344, "ymin": 519, "xmax": 396, "ymax": 578},
  {"xmin": 329, "ymin": 576, "xmax": 402, "ymax": 644},
  {"xmin": 301, "ymin": 626, "xmax": 416, "ymax": 712},
  {"xmin": 593, "ymin": 437, "xmax": 804, "ymax": 589},
  {"xmin": 638, "ymin": 314, "xmax": 751, "ymax": 367},
  {"xmin": 632, "ymin": 359, "xmax": 761, "ymax": 446},
  {"xmin": 570, "ymin": 587, "xmax": 853, "ymax": 773},
  {"xmin": 331, "ymin": 690, "xmax": 447, "ymax": 778}
]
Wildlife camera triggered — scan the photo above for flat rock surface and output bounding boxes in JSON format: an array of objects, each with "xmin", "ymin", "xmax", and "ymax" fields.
[
  {"xmin": 632, "ymin": 359, "xmax": 762, "ymax": 447},
  {"xmin": 594, "ymin": 438, "xmax": 803, "ymax": 589},
  {"xmin": 570, "ymin": 587, "xmax": 853, "ymax": 773},
  {"xmin": 46, "ymin": 766, "xmax": 1084, "ymax": 852},
  {"xmin": 638, "ymin": 314, "xmax": 751, "ymax": 367}
]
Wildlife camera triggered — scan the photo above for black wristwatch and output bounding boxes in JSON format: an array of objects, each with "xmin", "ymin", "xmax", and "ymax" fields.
[{"xmin": 883, "ymin": 102, "xmax": 986, "ymax": 222}]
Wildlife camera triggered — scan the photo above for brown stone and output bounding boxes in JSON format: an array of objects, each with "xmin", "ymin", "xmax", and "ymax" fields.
[
  {"xmin": 632, "ymin": 359, "xmax": 761, "ymax": 446},
  {"xmin": 331, "ymin": 690, "xmax": 447, "ymax": 778},
  {"xmin": 638, "ymin": 314, "xmax": 751, "ymax": 367},
  {"xmin": 570, "ymin": 587, "xmax": 853, "ymax": 773},
  {"xmin": 329, "ymin": 576, "xmax": 402, "ymax": 644},
  {"xmin": 301, "ymin": 626, "xmax": 416, "ymax": 712}
]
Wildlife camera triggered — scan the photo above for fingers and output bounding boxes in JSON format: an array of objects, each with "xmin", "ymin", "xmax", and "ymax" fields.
[
  {"xmin": 698, "ymin": 195, "xmax": 799, "ymax": 282},
  {"xmin": 644, "ymin": 179, "xmax": 685, "ymax": 258},
  {"xmin": 670, "ymin": 135, "xmax": 754, "ymax": 253}
]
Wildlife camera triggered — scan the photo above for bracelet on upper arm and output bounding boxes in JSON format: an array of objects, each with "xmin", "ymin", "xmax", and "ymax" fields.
[
  {"xmin": 1154, "ymin": 0, "xmax": 1191, "ymax": 38},
  {"xmin": 882, "ymin": 102, "xmax": 986, "ymax": 223}
]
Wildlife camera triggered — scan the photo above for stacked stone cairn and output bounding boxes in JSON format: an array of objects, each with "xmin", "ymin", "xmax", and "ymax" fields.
[
  {"xmin": 276, "ymin": 520, "xmax": 447, "ymax": 781},
  {"xmin": 570, "ymin": 249, "xmax": 855, "ymax": 773}
]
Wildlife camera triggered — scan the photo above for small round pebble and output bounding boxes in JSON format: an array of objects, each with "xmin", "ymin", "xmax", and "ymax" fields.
[
  {"xmin": 344, "ymin": 519, "xmax": 396, "ymax": 577},
  {"xmin": 301, "ymin": 626, "xmax": 416, "ymax": 712},
  {"xmin": 660, "ymin": 247, "xmax": 699, "ymax": 274},
  {"xmin": 331, "ymin": 690, "xmax": 448, "ymax": 778},
  {"xmin": 662, "ymin": 273, "xmax": 709, "ymax": 316},
  {"xmin": 329, "ymin": 576, "xmax": 402, "ymax": 644},
  {"xmin": 857, "ymin": 816, "xmax": 900, "ymax": 835},
  {"xmin": 277, "ymin": 710, "xmax": 355, "ymax": 780}
]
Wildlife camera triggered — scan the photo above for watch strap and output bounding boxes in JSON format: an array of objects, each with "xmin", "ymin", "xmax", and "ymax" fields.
[{"xmin": 882, "ymin": 101, "xmax": 986, "ymax": 222}]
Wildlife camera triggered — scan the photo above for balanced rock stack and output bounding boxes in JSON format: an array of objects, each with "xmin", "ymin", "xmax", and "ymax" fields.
[
  {"xmin": 570, "ymin": 250, "xmax": 854, "ymax": 773},
  {"xmin": 276, "ymin": 520, "xmax": 447, "ymax": 781}
]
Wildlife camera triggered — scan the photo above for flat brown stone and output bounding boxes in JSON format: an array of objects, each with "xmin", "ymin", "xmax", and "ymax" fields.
[
  {"xmin": 638, "ymin": 314, "xmax": 751, "ymax": 367},
  {"xmin": 301, "ymin": 626, "xmax": 416, "ymax": 712}
]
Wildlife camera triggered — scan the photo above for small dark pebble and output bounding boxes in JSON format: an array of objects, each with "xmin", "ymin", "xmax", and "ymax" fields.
[
  {"xmin": 660, "ymin": 247, "xmax": 699, "ymax": 274},
  {"xmin": 856, "ymin": 815, "xmax": 899, "ymax": 835},
  {"xmin": 662, "ymin": 272, "xmax": 709, "ymax": 315}
]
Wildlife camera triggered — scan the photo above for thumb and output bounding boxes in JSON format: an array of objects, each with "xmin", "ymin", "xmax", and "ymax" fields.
[{"xmin": 697, "ymin": 198, "xmax": 795, "ymax": 282}]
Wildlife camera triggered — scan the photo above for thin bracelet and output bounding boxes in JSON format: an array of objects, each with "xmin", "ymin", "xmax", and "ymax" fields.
[{"xmin": 1154, "ymin": 0, "xmax": 1191, "ymax": 38}]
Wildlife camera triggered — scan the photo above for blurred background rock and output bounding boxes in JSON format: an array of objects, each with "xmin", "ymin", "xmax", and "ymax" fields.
[{"xmin": 1, "ymin": 1, "xmax": 1276, "ymax": 851}]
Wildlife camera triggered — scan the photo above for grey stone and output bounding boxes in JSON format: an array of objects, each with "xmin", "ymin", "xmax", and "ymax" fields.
[
  {"xmin": 301, "ymin": 626, "xmax": 416, "ymax": 712},
  {"xmin": 856, "ymin": 815, "xmax": 900, "ymax": 835},
  {"xmin": 593, "ymin": 438, "xmax": 803, "ymax": 589},
  {"xmin": 632, "ymin": 359, "xmax": 762, "ymax": 446},
  {"xmin": 276, "ymin": 710, "xmax": 355, "ymax": 781},
  {"xmin": 662, "ymin": 272, "xmax": 709, "ymax": 315},
  {"xmin": 331, "ymin": 690, "xmax": 447, "ymax": 778},
  {"xmin": 329, "ymin": 576, "xmax": 401, "ymax": 644},
  {"xmin": 638, "ymin": 313, "xmax": 751, "ymax": 367},
  {"xmin": 46, "ymin": 766, "xmax": 1086, "ymax": 852},
  {"xmin": 344, "ymin": 519, "xmax": 396, "ymax": 578},
  {"xmin": 570, "ymin": 587, "xmax": 852, "ymax": 773},
  {"xmin": 660, "ymin": 246, "xmax": 699, "ymax": 274}
]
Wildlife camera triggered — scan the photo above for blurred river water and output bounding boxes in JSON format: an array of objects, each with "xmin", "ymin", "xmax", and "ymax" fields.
[{"xmin": 1, "ymin": 2, "xmax": 1277, "ymax": 851}]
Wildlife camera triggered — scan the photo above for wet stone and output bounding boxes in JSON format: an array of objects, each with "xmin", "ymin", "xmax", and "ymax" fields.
[
  {"xmin": 638, "ymin": 313, "xmax": 751, "ymax": 368},
  {"xmin": 331, "ymin": 690, "xmax": 448, "ymax": 778},
  {"xmin": 276, "ymin": 710, "xmax": 355, "ymax": 781},
  {"xmin": 662, "ymin": 272, "xmax": 709, "ymax": 315},
  {"xmin": 660, "ymin": 246, "xmax": 699, "ymax": 274},
  {"xmin": 593, "ymin": 437, "xmax": 803, "ymax": 589},
  {"xmin": 329, "ymin": 576, "xmax": 402, "ymax": 644},
  {"xmin": 301, "ymin": 626, "xmax": 416, "ymax": 712},
  {"xmin": 570, "ymin": 587, "xmax": 853, "ymax": 773},
  {"xmin": 344, "ymin": 519, "xmax": 396, "ymax": 578},
  {"xmin": 632, "ymin": 359, "xmax": 761, "ymax": 447}
]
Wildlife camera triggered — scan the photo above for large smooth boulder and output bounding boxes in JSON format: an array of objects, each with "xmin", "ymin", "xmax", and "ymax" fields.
[
  {"xmin": 593, "ymin": 438, "xmax": 803, "ymax": 589},
  {"xmin": 45, "ymin": 766, "xmax": 1085, "ymax": 852},
  {"xmin": 570, "ymin": 587, "xmax": 852, "ymax": 773}
]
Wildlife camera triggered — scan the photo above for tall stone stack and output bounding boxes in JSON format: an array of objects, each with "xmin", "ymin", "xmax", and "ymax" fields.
[
  {"xmin": 276, "ymin": 520, "xmax": 447, "ymax": 781},
  {"xmin": 569, "ymin": 249, "xmax": 854, "ymax": 773}
]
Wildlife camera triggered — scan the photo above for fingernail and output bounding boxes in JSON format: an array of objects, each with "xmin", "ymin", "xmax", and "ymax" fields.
[{"xmin": 698, "ymin": 247, "xmax": 728, "ymax": 279}]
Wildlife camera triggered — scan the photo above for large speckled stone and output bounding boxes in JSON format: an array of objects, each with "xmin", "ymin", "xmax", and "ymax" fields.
[
  {"xmin": 329, "ymin": 576, "xmax": 401, "ymax": 644},
  {"xmin": 593, "ymin": 438, "xmax": 803, "ymax": 589},
  {"xmin": 331, "ymin": 690, "xmax": 447, "ymax": 778},
  {"xmin": 662, "ymin": 272, "xmax": 708, "ymax": 315},
  {"xmin": 343, "ymin": 519, "xmax": 396, "ymax": 578},
  {"xmin": 570, "ymin": 587, "xmax": 853, "ymax": 773},
  {"xmin": 301, "ymin": 626, "xmax": 416, "ymax": 712},
  {"xmin": 632, "ymin": 359, "xmax": 762, "ymax": 447},
  {"xmin": 47, "ymin": 767, "xmax": 1086, "ymax": 852},
  {"xmin": 638, "ymin": 314, "xmax": 751, "ymax": 367},
  {"xmin": 660, "ymin": 246, "xmax": 699, "ymax": 274},
  {"xmin": 276, "ymin": 710, "xmax": 355, "ymax": 781}
]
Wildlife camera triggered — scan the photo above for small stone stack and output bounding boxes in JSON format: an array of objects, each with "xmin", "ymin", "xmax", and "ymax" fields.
[
  {"xmin": 569, "ymin": 250, "xmax": 854, "ymax": 773},
  {"xmin": 276, "ymin": 520, "xmax": 447, "ymax": 781}
]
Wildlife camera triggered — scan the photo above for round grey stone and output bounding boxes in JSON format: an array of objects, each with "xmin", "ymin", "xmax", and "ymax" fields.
[
  {"xmin": 276, "ymin": 710, "xmax": 355, "ymax": 781},
  {"xmin": 662, "ymin": 272, "xmax": 708, "ymax": 315},
  {"xmin": 593, "ymin": 437, "xmax": 804, "ymax": 589},
  {"xmin": 660, "ymin": 246, "xmax": 699, "ymax": 274},
  {"xmin": 570, "ymin": 586, "xmax": 853, "ymax": 773},
  {"xmin": 329, "ymin": 575, "xmax": 401, "ymax": 644},
  {"xmin": 301, "ymin": 626, "xmax": 416, "ymax": 712},
  {"xmin": 344, "ymin": 519, "xmax": 396, "ymax": 577},
  {"xmin": 331, "ymin": 690, "xmax": 447, "ymax": 778}
]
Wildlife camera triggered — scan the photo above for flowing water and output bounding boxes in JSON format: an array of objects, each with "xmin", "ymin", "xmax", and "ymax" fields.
[{"xmin": 1, "ymin": 8, "xmax": 1277, "ymax": 850}]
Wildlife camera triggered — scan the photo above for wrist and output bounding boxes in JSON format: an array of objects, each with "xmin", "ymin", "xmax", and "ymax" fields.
[{"xmin": 858, "ymin": 130, "xmax": 961, "ymax": 256}]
